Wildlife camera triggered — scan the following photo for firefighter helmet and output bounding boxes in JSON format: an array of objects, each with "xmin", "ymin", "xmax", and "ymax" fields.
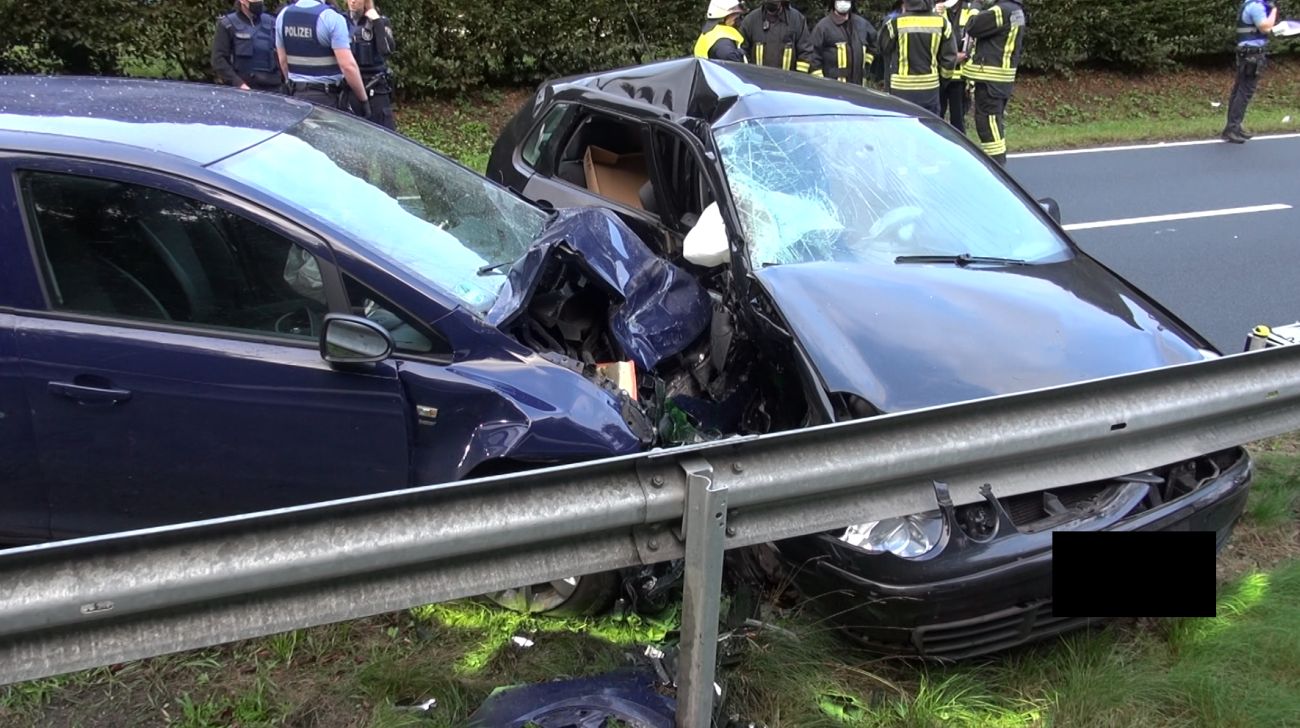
[{"xmin": 706, "ymin": 0, "xmax": 744, "ymax": 19}]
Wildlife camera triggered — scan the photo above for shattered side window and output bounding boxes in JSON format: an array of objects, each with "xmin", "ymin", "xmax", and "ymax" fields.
[{"xmin": 713, "ymin": 115, "xmax": 1071, "ymax": 268}]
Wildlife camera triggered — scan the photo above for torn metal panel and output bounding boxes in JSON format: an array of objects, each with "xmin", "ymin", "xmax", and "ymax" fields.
[{"xmin": 487, "ymin": 207, "xmax": 711, "ymax": 371}]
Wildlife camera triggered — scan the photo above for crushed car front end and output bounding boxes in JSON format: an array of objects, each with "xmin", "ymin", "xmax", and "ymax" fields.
[{"xmin": 777, "ymin": 447, "xmax": 1251, "ymax": 658}]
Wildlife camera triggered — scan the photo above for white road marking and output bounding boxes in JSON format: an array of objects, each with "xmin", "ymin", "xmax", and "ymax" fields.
[
  {"xmin": 1063, "ymin": 204, "xmax": 1293, "ymax": 231},
  {"xmin": 1010, "ymin": 133, "xmax": 1300, "ymax": 159}
]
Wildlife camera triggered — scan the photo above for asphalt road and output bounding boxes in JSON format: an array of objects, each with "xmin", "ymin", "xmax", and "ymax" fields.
[{"xmin": 1007, "ymin": 133, "xmax": 1300, "ymax": 354}]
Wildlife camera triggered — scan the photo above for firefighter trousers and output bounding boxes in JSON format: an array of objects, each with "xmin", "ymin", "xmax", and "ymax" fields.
[{"xmin": 973, "ymin": 81, "xmax": 1010, "ymax": 165}]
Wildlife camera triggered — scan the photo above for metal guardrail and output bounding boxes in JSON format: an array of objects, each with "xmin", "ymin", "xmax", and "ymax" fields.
[{"xmin": 4, "ymin": 345, "xmax": 1300, "ymax": 720}]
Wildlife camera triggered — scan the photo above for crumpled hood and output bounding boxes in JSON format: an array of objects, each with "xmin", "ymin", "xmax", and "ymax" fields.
[{"xmin": 757, "ymin": 258, "xmax": 1207, "ymax": 413}]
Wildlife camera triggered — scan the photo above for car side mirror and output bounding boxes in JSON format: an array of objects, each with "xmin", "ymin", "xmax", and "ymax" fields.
[
  {"xmin": 1038, "ymin": 197, "xmax": 1061, "ymax": 224},
  {"xmin": 320, "ymin": 314, "xmax": 394, "ymax": 364}
]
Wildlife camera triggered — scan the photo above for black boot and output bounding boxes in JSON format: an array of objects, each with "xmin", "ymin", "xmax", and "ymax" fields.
[{"xmin": 1221, "ymin": 128, "xmax": 1248, "ymax": 144}]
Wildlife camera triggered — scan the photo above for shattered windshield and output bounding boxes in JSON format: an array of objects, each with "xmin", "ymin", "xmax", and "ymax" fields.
[
  {"xmin": 215, "ymin": 109, "xmax": 545, "ymax": 314},
  {"xmin": 713, "ymin": 115, "xmax": 1071, "ymax": 268}
]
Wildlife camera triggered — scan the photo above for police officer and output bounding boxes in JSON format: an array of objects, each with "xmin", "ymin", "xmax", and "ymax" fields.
[
  {"xmin": 809, "ymin": 0, "xmax": 877, "ymax": 85},
  {"xmin": 346, "ymin": 0, "xmax": 398, "ymax": 129},
  {"xmin": 211, "ymin": 0, "xmax": 282, "ymax": 92},
  {"xmin": 740, "ymin": 1, "xmax": 816, "ymax": 74},
  {"xmin": 275, "ymin": 0, "xmax": 370, "ymax": 114},
  {"xmin": 938, "ymin": 0, "xmax": 975, "ymax": 132},
  {"xmin": 1223, "ymin": 0, "xmax": 1277, "ymax": 143},
  {"xmin": 878, "ymin": 0, "xmax": 957, "ymax": 115},
  {"xmin": 695, "ymin": 0, "xmax": 747, "ymax": 61},
  {"xmin": 963, "ymin": 0, "xmax": 1025, "ymax": 164}
]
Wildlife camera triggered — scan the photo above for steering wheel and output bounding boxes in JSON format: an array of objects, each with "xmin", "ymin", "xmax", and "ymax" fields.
[
  {"xmin": 866, "ymin": 205, "xmax": 925, "ymax": 242},
  {"xmin": 274, "ymin": 303, "xmax": 325, "ymax": 338}
]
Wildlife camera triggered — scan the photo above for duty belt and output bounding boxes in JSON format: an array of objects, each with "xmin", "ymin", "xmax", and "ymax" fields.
[{"xmin": 292, "ymin": 81, "xmax": 342, "ymax": 93}]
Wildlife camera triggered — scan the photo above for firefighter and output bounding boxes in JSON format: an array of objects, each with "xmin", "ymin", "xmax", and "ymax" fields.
[
  {"xmin": 809, "ymin": 0, "xmax": 877, "ymax": 85},
  {"xmin": 878, "ymin": 0, "xmax": 958, "ymax": 115},
  {"xmin": 1223, "ymin": 0, "xmax": 1277, "ymax": 143},
  {"xmin": 211, "ymin": 0, "xmax": 283, "ymax": 92},
  {"xmin": 695, "ymin": 0, "xmax": 747, "ymax": 61},
  {"xmin": 346, "ymin": 0, "xmax": 397, "ymax": 130},
  {"xmin": 963, "ymin": 0, "xmax": 1025, "ymax": 164},
  {"xmin": 938, "ymin": 0, "xmax": 975, "ymax": 132},
  {"xmin": 740, "ymin": 1, "xmax": 816, "ymax": 74}
]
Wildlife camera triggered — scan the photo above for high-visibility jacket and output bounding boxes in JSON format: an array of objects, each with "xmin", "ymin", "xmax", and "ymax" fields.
[
  {"xmin": 739, "ymin": 5, "xmax": 816, "ymax": 73},
  {"xmin": 879, "ymin": 9, "xmax": 957, "ymax": 93},
  {"xmin": 964, "ymin": 0, "xmax": 1026, "ymax": 86},
  {"xmin": 940, "ymin": 3, "xmax": 976, "ymax": 80},
  {"xmin": 809, "ymin": 14, "xmax": 877, "ymax": 85},
  {"xmin": 695, "ymin": 21, "xmax": 747, "ymax": 62}
]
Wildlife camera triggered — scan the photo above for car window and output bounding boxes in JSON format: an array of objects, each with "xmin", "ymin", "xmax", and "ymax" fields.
[
  {"xmin": 713, "ymin": 115, "xmax": 1072, "ymax": 268},
  {"xmin": 522, "ymin": 103, "xmax": 575, "ymax": 169},
  {"xmin": 22, "ymin": 171, "xmax": 327, "ymax": 340},
  {"xmin": 342, "ymin": 276, "xmax": 441, "ymax": 355},
  {"xmin": 551, "ymin": 111, "xmax": 656, "ymax": 214}
]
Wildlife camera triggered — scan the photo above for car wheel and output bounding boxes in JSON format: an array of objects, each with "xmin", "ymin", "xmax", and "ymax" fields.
[{"xmin": 484, "ymin": 570, "xmax": 620, "ymax": 616}]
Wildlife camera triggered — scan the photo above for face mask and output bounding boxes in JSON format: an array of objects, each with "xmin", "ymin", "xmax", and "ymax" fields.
[
  {"xmin": 834, "ymin": 1, "xmax": 852, "ymax": 12},
  {"xmin": 764, "ymin": 1, "xmax": 781, "ymax": 13},
  {"xmin": 248, "ymin": 1, "xmax": 265, "ymax": 18}
]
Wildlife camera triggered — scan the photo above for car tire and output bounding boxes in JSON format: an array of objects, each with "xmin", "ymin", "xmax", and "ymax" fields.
[{"xmin": 484, "ymin": 570, "xmax": 620, "ymax": 617}]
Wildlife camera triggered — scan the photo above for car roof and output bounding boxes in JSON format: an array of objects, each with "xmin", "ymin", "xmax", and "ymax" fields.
[
  {"xmin": 539, "ymin": 58, "xmax": 923, "ymax": 127},
  {"xmin": 0, "ymin": 76, "xmax": 313, "ymax": 165}
]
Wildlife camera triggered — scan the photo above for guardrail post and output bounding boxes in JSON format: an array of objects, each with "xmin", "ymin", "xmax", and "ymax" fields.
[{"xmin": 676, "ymin": 457, "xmax": 727, "ymax": 728}]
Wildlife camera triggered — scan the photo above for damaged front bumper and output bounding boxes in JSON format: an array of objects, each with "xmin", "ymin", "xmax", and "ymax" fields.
[{"xmin": 779, "ymin": 447, "xmax": 1253, "ymax": 659}]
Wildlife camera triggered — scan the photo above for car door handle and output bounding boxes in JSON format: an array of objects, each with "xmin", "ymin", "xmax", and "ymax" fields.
[{"xmin": 48, "ymin": 381, "xmax": 133, "ymax": 405}]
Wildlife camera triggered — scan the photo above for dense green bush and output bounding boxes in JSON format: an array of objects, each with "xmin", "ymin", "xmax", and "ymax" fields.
[{"xmin": 0, "ymin": 0, "xmax": 1281, "ymax": 98}]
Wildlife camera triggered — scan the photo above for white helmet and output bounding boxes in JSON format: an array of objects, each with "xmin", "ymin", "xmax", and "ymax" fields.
[{"xmin": 707, "ymin": 0, "xmax": 744, "ymax": 19}]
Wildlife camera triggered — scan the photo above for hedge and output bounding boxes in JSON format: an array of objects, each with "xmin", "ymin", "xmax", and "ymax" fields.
[{"xmin": 0, "ymin": 0, "xmax": 1286, "ymax": 98}]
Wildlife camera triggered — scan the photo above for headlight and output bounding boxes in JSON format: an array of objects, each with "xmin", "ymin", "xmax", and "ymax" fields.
[{"xmin": 839, "ymin": 511, "xmax": 945, "ymax": 558}]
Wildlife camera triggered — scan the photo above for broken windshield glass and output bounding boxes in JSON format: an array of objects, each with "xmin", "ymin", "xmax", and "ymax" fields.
[{"xmin": 712, "ymin": 115, "xmax": 1071, "ymax": 270}]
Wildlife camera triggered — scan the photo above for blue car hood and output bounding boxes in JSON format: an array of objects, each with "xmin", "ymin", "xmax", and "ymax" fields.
[
  {"xmin": 757, "ymin": 258, "xmax": 1207, "ymax": 413},
  {"xmin": 487, "ymin": 207, "xmax": 710, "ymax": 371}
]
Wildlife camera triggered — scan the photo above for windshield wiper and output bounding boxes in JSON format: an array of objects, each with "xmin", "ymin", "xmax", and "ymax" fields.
[
  {"xmin": 477, "ymin": 259, "xmax": 515, "ymax": 276},
  {"xmin": 894, "ymin": 253, "xmax": 1029, "ymax": 267}
]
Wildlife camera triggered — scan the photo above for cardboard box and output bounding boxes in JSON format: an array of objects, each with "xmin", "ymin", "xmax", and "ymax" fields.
[{"xmin": 582, "ymin": 146, "xmax": 648, "ymax": 210}]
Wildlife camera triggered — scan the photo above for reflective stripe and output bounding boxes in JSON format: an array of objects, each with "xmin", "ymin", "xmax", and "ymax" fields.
[
  {"xmin": 964, "ymin": 63, "xmax": 1016, "ymax": 82},
  {"xmin": 896, "ymin": 15, "xmax": 945, "ymax": 29},
  {"xmin": 284, "ymin": 55, "xmax": 340, "ymax": 67},
  {"xmin": 990, "ymin": 115, "xmax": 1002, "ymax": 143},
  {"xmin": 899, "ymin": 33, "xmax": 909, "ymax": 76},
  {"xmin": 981, "ymin": 139, "xmax": 1007, "ymax": 155},
  {"xmin": 786, "ymin": 49, "xmax": 796, "ymax": 71},
  {"xmin": 991, "ymin": 5, "xmax": 1004, "ymax": 27},
  {"xmin": 837, "ymin": 42, "xmax": 847, "ymax": 71},
  {"xmin": 756, "ymin": 43, "xmax": 765, "ymax": 65},
  {"xmin": 1003, "ymin": 25, "xmax": 1019, "ymax": 68},
  {"xmin": 890, "ymin": 73, "xmax": 940, "ymax": 89}
]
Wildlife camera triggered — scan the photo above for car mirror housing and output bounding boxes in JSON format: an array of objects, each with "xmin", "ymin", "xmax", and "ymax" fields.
[
  {"xmin": 320, "ymin": 314, "xmax": 395, "ymax": 364},
  {"xmin": 1038, "ymin": 197, "xmax": 1062, "ymax": 224}
]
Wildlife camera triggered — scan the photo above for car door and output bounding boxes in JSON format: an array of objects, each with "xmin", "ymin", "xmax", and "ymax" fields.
[
  {"xmin": 516, "ymin": 103, "xmax": 678, "ymax": 255},
  {"xmin": 9, "ymin": 159, "xmax": 415, "ymax": 538}
]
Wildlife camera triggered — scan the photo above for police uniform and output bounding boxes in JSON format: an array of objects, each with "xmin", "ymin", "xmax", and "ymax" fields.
[
  {"xmin": 1224, "ymin": 0, "xmax": 1273, "ymax": 142},
  {"xmin": 964, "ymin": 0, "xmax": 1025, "ymax": 164},
  {"xmin": 740, "ymin": 2, "xmax": 816, "ymax": 73},
  {"xmin": 276, "ymin": 0, "xmax": 363, "ymax": 111},
  {"xmin": 695, "ymin": 20, "xmax": 747, "ymax": 62},
  {"xmin": 809, "ymin": 11, "xmax": 877, "ymax": 85},
  {"xmin": 938, "ymin": 0, "xmax": 975, "ymax": 132},
  {"xmin": 348, "ymin": 12, "xmax": 398, "ymax": 129},
  {"xmin": 879, "ymin": 0, "xmax": 958, "ymax": 115},
  {"xmin": 211, "ymin": 5, "xmax": 282, "ymax": 92}
]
